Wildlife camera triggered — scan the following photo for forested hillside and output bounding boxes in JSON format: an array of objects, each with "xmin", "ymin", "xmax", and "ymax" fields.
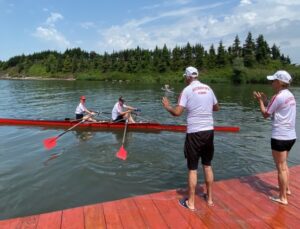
[{"xmin": 0, "ymin": 32, "xmax": 299, "ymax": 84}]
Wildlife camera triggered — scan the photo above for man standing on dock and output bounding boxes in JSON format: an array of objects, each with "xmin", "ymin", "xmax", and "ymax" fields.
[{"xmin": 162, "ymin": 66, "xmax": 220, "ymax": 210}]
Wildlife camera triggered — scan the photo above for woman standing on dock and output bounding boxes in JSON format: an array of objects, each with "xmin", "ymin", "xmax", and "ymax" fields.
[{"xmin": 253, "ymin": 70, "xmax": 297, "ymax": 205}]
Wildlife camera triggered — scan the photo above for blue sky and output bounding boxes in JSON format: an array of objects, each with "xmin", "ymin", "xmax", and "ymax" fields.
[{"xmin": 1, "ymin": 0, "xmax": 300, "ymax": 64}]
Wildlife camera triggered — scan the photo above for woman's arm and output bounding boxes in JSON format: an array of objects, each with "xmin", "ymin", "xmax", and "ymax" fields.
[{"xmin": 253, "ymin": 91, "xmax": 270, "ymax": 118}]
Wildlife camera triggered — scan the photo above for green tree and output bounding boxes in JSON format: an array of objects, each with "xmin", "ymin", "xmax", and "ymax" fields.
[
  {"xmin": 183, "ymin": 42, "xmax": 193, "ymax": 67},
  {"xmin": 101, "ymin": 52, "xmax": 111, "ymax": 73},
  {"xmin": 232, "ymin": 35, "xmax": 242, "ymax": 58},
  {"xmin": 45, "ymin": 54, "xmax": 57, "ymax": 73},
  {"xmin": 243, "ymin": 32, "xmax": 256, "ymax": 67},
  {"xmin": 152, "ymin": 46, "xmax": 161, "ymax": 72},
  {"xmin": 232, "ymin": 57, "xmax": 245, "ymax": 84},
  {"xmin": 206, "ymin": 45, "xmax": 216, "ymax": 69},
  {"xmin": 194, "ymin": 44, "xmax": 205, "ymax": 69},
  {"xmin": 63, "ymin": 55, "xmax": 72, "ymax": 73},
  {"xmin": 161, "ymin": 44, "xmax": 170, "ymax": 71},
  {"xmin": 255, "ymin": 34, "xmax": 270, "ymax": 64},
  {"xmin": 271, "ymin": 44, "xmax": 281, "ymax": 60},
  {"xmin": 140, "ymin": 50, "xmax": 151, "ymax": 71},
  {"xmin": 171, "ymin": 46, "xmax": 182, "ymax": 72},
  {"xmin": 216, "ymin": 41, "xmax": 228, "ymax": 67}
]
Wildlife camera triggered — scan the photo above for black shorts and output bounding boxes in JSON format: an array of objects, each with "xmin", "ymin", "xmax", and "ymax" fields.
[
  {"xmin": 184, "ymin": 130, "xmax": 214, "ymax": 170},
  {"xmin": 76, "ymin": 114, "xmax": 84, "ymax": 120},
  {"xmin": 271, "ymin": 138, "xmax": 296, "ymax": 152},
  {"xmin": 113, "ymin": 115, "xmax": 125, "ymax": 123}
]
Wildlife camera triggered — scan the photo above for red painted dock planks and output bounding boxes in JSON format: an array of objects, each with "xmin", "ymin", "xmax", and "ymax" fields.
[
  {"xmin": 219, "ymin": 179, "xmax": 285, "ymax": 228},
  {"xmin": 83, "ymin": 204, "xmax": 106, "ymax": 229},
  {"xmin": 1, "ymin": 165, "xmax": 300, "ymax": 228},
  {"xmin": 133, "ymin": 194, "xmax": 169, "ymax": 228},
  {"xmin": 102, "ymin": 200, "xmax": 123, "ymax": 229},
  {"xmin": 0, "ymin": 218, "xmax": 21, "ymax": 229},
  {"xmin": 157, "ymin": 189, "xmax": 208, "ymax": 228},
  {"xmin": 150, "ymin": 190, "xmax": 190, "ymax": 228},
  {"xmin": 37, "ymin": 211, "xmax": 62, "ymax": 229},
  {"xmin": 213, "ymin": 182, "xmax": 271, "ymax": 228},
  {"xmin": 61, "ymin": 207, "xmax": 84, "ymax": 229},
  {"xmin": 116, "ymin": 198, "xmax": 146, "ymax": 229}
]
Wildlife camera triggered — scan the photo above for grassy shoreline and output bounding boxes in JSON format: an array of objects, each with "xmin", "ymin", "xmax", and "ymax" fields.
[{"xmin": 1, "ymin": 66, "xmax": 299, "ymax": 84}]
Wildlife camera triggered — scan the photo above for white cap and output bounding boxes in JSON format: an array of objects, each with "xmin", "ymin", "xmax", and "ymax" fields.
[
  {"xmin": 267, "ymin": 70, "xmax": 292, "ymax": 84},
  {"xmin": 183, "ymin": 66, "xmax": 198, "ymax": 78}
]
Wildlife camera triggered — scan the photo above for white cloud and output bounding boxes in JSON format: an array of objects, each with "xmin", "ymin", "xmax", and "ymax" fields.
[
  {"xmin": 240, "ymin": 0, "xmax": 252, "ymax": 5},
  {"xmin": 33, "ymin": 12, "xmax": 71, "ymax": 49},
  {"xmin": 33, "ymin": 26, "xmax": 71, "ymax": 48},
  {"xmin": 96, "ymin": 0, "xmax": 300, "ymax": 63},
  {"xmin": 46, "ymin": 12, "xmax": 63, "ymax": 26}
]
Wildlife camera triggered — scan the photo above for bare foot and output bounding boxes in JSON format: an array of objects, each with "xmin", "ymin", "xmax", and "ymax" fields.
[
  {"xmin": 276, "ymin": 186, "xmax": 291, "ymax": 195},
  {"xmin": 207, "ymin": 200, "xmax": 214, "ymax": 206},
  {"xmin": 269, "ymin": 196, "xmax": 288, "ymax": 205},
  {"xmin": 201, "ymin": 193, "xmax": 214, "ymax": 206},
  {"xmin": 178, "ymin": 198, "xmax": 196, "ymax": 211}
]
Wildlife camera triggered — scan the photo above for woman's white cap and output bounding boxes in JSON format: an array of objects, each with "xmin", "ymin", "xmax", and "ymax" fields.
[{"xmin": 267, "ymin": 70, "xmax": 292, "ymax": 84}]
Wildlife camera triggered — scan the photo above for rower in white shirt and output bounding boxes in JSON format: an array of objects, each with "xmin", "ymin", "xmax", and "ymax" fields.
[
  {"xmin": 111, "ymin": 96, "xmax": 136, "ymax": 123},
  {"xmin": 75, "ymin": 96, "xmax": 97, "ymax": 122}
]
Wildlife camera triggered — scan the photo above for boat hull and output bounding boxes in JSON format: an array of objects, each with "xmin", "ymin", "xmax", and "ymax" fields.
[{"xmin": 0, "ymin": 118, "xmax": 240, "ymax": 132}]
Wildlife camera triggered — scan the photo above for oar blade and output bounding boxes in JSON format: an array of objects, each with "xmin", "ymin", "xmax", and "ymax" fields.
[
  {"xmin": 43, "ymin": 137, "xmax": 57, "ymax": 150},
  {"xmin": 116, "ymin": 145, "xmax": 127, "ymax": 160}
]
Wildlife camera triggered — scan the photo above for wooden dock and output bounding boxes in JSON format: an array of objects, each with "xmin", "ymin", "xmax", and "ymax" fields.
[{"xmin": 1, "ymin": 165, "xmax": 300, "ymax": 228}]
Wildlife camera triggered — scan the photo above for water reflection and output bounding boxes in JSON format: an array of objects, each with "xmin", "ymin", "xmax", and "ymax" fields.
[{"xmin": 74, "ymin": 130, "xmax": 95, "ymax": 142}]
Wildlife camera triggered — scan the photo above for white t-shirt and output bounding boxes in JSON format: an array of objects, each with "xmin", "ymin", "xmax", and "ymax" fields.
[
  {"xmin": 75, "ymin": 102, "xmax": 87, "ymax": 115},
  {"xmin": 178, "ymin": 80, "xmax": 218, "ymax": 133},
  {"xmin": 112, "ymin": 102, "xmax": 128, "ymax": 120},
  {"xmin": 266, "ymin": 89, "xmax": 297, "ymax": 140}
]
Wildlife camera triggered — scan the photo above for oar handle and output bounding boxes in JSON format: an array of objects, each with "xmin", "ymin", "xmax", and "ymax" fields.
[{"xmin": 99, "ymin": 111, "xmax": 112, "ymax": 115}]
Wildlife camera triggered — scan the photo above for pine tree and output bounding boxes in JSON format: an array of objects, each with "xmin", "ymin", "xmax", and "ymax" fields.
[
  {"xmin": 62, "ymin": 55, "xmax": 72, "ymax": 73},
  {"xmin": 171, "ymin": 46, "xmax": 182, "ymax": 72},
  {"xmin": 216, "ymin": 41, "xmax": 228, "ymax": 67},
  {"xmin": 183, "ymin": 42, "xmax": 193, "ymax": 67},
  {"xmin": 206, "ymin": 45, "xmax": 216, "ymax": 69},
  {"xmin": 255, "ymin": 34, "xmax": 270, "ymax": 64},
  {"xmin": 45, "ymin": 54, "xmax": 57, "ymax": 73},
  {"xmin": 243, "ymin": 32, "xmax": 256, "ymax": 67},
  {"xmin": 271, "ymin": 44, "xmax": 281, "ymax": 60},
  {"xmin": 232, "ymin": 35, "xmax": 242, "ymax": 58},
  {"xmin": 194, "ymin": 44, "xmax": 205, "ymax": 69}
]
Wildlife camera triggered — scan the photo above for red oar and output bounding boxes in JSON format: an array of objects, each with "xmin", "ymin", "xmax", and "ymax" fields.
[
  {"xmin": 116, "ymin": 120, "xmax": 129, "ymax": 160},
  {"xmin": 43, "ymin": 119, "xmax": 86, "ymax": 150}
]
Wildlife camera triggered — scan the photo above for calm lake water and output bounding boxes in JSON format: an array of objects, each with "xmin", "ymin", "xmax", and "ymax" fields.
[{"xmin": 0, "ymin": 79, "xmax": 299, "ymax": 220}]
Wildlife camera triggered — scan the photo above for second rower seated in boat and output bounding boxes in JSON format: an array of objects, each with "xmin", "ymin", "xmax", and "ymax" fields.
[
  {"xmin": 75, "ymin": 96, "xmax": 97, "ymax": 122},
  {"xmin": 112, "ymin": 96, "xmax": 136, "ymax": 123}
]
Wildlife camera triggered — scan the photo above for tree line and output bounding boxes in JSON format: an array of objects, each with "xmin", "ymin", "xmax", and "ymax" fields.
[{"xmin": 0, "ymin": 32, "xmax": 298, "ymax": 83}]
